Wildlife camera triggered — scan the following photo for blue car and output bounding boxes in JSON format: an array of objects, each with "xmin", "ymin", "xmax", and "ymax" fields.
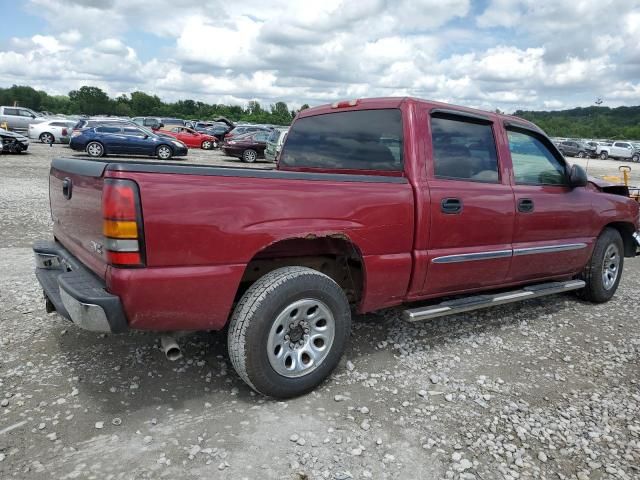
[{"xmin": 69, "ymin": 125, "xmax": 188, "ymax": 160}]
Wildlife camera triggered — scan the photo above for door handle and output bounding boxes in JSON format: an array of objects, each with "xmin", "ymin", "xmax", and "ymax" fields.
[
  {"xmin": 518, "ymin": 198, "xmax": 534, "ymax": 213},
  {"xmin": 441, "ymin": 197, "xmax": 462, "ymax": 214}
]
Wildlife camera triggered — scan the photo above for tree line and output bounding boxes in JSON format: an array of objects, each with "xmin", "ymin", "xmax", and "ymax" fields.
[
  {"xmin": 0, "ymin": 84, "xmax": 310, "ymax": 126},
  {"xmin": 2, "ymin": 84, "xmax": 639, "ymax": 137},
  {"xmin": 514, "ymin": 105, "xmax": 640, "ymax": 140}
]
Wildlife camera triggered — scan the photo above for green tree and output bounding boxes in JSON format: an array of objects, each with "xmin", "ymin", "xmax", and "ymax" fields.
[
  {"xmin": 68, "ymin": 86, "xmax": 112, "ymax": 115},
  {"xmin": 130, "ymin": 91, "xmax": 162, "ymax": 116}
]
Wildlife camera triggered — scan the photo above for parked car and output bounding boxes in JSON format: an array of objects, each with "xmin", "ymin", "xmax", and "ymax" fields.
[
  {"xmin": 0, "ymin": 127, "xmax": 29, "ymax": 152},
  {"xmin": 224, "ymin": 125, "xmax": 271, "ymax": 141},
  {"xmin": 200, "ymin": 124, "xmax": 232, "ymax": 143},
  {"xmin": 0, "ymin": 106, "xmax": 47, "ymax": 132},
  {"xmin": 222, "ymin": 130, "xmax": 270, "ymax": 162},
  {"xmin": 557, "ymin": 140, "xmax": 590, "ymax": 158},
  {"xmin": 132, "ymin": 117, "xmax": 162, "ymax": 130},
  {"xmin": 72, "ymin": 118, "xmax": 135, "ymax": 136},
  {"xmin": 264, "ymin": 128, "xmax": 289, "ymax": 162},
  {"xmin": 160, "ymin": 118, "xmax": 186, "ymax": 127},
  {"xmin": 159, "ymin": 126, "xmax": 217, "ymax": 149},
  {"xmin": 598, "ymin": 141, "xmax": 640, "ymax": 162},
  {"xmin": 69, "ymin": 124, "xmax": 187, "ymax": 159},
  {"xmin": 28, "ymin": 120, "xmax": 76, "ymax": 144},
  {"xmin": 34, "ymin": 97, "xmax": 640, "ymax": 398}
]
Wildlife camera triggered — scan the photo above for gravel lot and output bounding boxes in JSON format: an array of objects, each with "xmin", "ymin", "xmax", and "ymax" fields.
[{"xmin": 1, "ymin": 143, "xmax": 639, "ymax": 479}]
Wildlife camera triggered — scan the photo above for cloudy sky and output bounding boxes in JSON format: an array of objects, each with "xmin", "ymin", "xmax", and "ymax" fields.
[{"xmin": 1, "ymin": 0, "xmax": 639, "ymax": 112}]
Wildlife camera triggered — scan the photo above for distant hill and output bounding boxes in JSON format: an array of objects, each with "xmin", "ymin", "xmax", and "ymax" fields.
[{"xmin": 514, "ymin": 105, "xmax": 640, "ymax": 140}]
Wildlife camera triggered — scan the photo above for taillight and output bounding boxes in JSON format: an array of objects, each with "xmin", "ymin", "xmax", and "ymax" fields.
[
  {"xmin": 71, "ymin": 130, "xmax": 81, "ymax": 137},
  {"xmin": 102, "ymin": 179, "xmax": 145, "ymax": 267},
  {"xmin": 62, "ymin": 128, "xmax": 68, "ymax": 136}
]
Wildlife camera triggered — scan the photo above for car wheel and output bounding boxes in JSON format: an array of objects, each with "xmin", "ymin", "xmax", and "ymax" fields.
[
  {"xmin": 600, "ymin": 152, "xmax": 608, "ymax": 160},
  {"xmin": 228, "ymin": 267, "xmax": 351, "ymax": 398},
  {"xmin": 39, "ymin": 132, "xmax": 55, "ymax": 144},
  {"xmin": 201, "ymin": 140, "xmax": 213, "ymax": 150},
  {"xmin": 212, "ymin": 139, "xmax": 219, "ymax": 149},
  {"xmin": 242, "ymin": 149, "xmax": 257, "ymax": 163},
  {"xmin": 578, "ymin": 227, "xmax": 624, "ymax": 303},
  {"xmin": 157, "ymin": 145, "xmax": 173, "ymax": 160},
  {"xmin": 632, "ymin": 154, "xmax": 639, "ymax": 163},
  {"xmin": 86, "ymin": 141, "xmax": 104, "ymax": 158},
  {"xmin": 577, "ymin": 151, "xmax": 585, "ymax": 158}
]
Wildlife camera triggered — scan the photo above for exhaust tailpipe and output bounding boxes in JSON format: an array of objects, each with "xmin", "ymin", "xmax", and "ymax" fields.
[{"xmin": 160, "ymin": 335, "xmax": 182, "ymax": 361}]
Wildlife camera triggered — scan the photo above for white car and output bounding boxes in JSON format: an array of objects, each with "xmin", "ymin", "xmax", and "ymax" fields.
[
  {"xmin": 598, "ymin": 141, "xmax": 640, "ymax": 162},
  {"xmin": 28, "ymin": 120, "xmax": 76, "ymax": 144}
]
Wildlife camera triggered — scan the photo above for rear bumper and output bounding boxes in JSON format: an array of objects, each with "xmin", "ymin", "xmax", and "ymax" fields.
[{"xmin": 33, "ymin": 240, "xmax": 128, "ymax": 333}]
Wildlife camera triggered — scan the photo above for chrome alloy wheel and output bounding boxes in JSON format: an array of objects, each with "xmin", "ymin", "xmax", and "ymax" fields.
[
  {"xmin": 267, "ymin": 298, "xmax": 335, "ymax": 378},
  {"xmin": 157, "ymin": 145, "xmax": 171, "ymax": 159},
  {"xmin": 87, "ymin": 142, "xmax": 103, "ymax": 157},
  {"xmin": 602, "ymin": 243, "xmax": 620, "ymax": 290}
]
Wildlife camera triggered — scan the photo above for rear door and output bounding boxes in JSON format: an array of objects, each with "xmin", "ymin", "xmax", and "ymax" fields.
[
  {"xmin": 505, "ymin": 126, "xmax": 593, "ymax": 282},
  {"xmin": 421, "ymin": 110, "xmax": 515, "ymax": 296}
]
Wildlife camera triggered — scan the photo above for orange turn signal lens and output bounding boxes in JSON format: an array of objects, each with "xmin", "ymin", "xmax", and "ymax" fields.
[{"xmin": 103, "ymin": 220, "xmax": 138, "ymax": 239}]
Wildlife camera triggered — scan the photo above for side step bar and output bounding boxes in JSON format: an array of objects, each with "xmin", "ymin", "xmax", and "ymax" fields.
[{"xmin": 403, "ymin": 279, "xmax": 585, "ymax": 322}]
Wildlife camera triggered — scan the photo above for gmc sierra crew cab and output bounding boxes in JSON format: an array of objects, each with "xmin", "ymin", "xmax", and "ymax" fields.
[{"xmin": 33, "ymin": 97, "xmax": 640, "ymax": 398}]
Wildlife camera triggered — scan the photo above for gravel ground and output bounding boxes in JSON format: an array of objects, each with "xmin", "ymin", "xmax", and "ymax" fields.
[{"xmin": 0, "ymin": 143, "xmax": 639, "ymax": 479}]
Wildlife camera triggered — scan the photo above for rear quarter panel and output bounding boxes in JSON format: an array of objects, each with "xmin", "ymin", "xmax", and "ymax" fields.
[{"xmin": 106, "ymin": 169, "xmax": 415, "ymax": 330}]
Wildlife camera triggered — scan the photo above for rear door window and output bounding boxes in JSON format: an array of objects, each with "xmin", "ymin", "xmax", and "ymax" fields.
[
  {"xmin": 4, "ymin": 108, "xmax": 19, "ymax": 116},
  {"xmin": 95, "ymin": 126, "xmax": 121, "ymax": 134},
  {"xmin": 430, "ymin": 115, "xmax": 499, "ymax": 182},
  {"xmin": 280, "ymin": 109, "xmax": 403, "ymax": 171}
]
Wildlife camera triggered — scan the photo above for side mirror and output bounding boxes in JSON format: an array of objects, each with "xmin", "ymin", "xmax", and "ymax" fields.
[
  {"xmin": 143, "ymin": 134, "xmax": 149, "ymax": 139},
  {"xmin": 569, "ymin": 164, "xmax": 588, "ymax": 188}
]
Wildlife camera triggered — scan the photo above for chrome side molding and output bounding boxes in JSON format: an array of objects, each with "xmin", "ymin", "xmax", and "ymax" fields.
[{"xmin": 431, "ymin": 243, "xmax": 588, "ymax": 264}]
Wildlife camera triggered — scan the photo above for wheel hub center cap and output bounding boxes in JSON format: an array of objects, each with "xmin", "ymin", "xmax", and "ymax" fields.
[{"xmin": 289, "ymin": 325, "xmax": 303, "ymax": 343}]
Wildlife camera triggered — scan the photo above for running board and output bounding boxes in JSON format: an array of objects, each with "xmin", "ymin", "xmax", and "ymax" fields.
[{"xmin": 403, "ymin": 280, "xmax": 585, "ymax": 322}]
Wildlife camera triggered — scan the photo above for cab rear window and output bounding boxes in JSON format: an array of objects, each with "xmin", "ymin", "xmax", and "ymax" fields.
[{"xmin": 280, "ymin": 109, "xmax": 403, "ymax": 171}]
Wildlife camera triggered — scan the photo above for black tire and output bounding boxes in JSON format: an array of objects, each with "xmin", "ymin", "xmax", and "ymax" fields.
[
  {"xmin": 242, "ymin": 149, "xmax": 258, "ymax": 163},
  {"xmin": 39, "ymin": 132, "xmax": 55, "ymax": 144},
  {"xmin": 156, "ymin": 144, "xmax": 173, "ymax": 160},
  {"xmin": 578, "ymin": 228, "xmax": 624, "ymax": 303},
  {"xmin": 632, "ymin": 154, "xmax": 639, "ymax": 163},
  {"xmin": 86, "ymin": 141, "xmax": 104, "ymax": 158},
  {"xmin": 600, "ymin": 152, "xmax": 608, "ymax": 160},
  {"xmin": 577, "ymin": 151, "xmax": 585, "ymax": 158},
  {"xmin": 228, "ymin": 266, "xmax": 351, "ymax": 398},
  {"xmin": 201, "ymin": 140, "xmax": 213, "ymax": 150}
]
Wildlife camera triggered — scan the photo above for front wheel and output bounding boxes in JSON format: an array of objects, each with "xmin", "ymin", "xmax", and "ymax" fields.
[
  {"xmin": 578, "ymin": 228, "xmax": 624, "ymax": 303},
  {"xmin": 632, "ymin": 154, "xmax": 639, "ymax": 163},
  {"xmin": 600, "ymin": 152, "xmax": 608, "ymax": 160},
  {"xmin": 86, "ymin": 141, "xmax": 104, "ymax": 158},
  {"xmin": 228, "ymin": 267, "xmax": 351, "ymax": 398},
  {"xmin": 201, "ymin": 140, "xmax": 213, "ymax": 150},
  {"xmin": 157, "ymin": 145, "xmax": 173, "ymax": 160},
  {"xmin": 577, "ymin": 151, "xmax": 585, "ymax": 158},
  {"xmin": 242, "ymin": 149, "xmax": 257, "ymax": 163}
]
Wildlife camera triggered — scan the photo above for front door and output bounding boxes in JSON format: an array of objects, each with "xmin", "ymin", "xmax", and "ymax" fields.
[
  {"xmin": 505, "ymin": 127, "xmax": 593, "ymax": 282},
  {"xmin": 421, "ymin": 111, "xmax": 515, "ymax": 296}
]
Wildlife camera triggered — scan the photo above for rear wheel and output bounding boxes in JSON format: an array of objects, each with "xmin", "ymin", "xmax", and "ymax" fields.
[
  {"xmin": 578, "ymin": 228, "xmax": 624, "ymax": 303},
  {"xmin": 86, "ymin": 141, "xmax": 104, "ymax": 158},
  {"xmin": 157, "ymin": 145, "xmax": 173, "ymax": 160},
  {"xmin": 600, "ymin": 152, "xmax": 608, "ymax": 160},
  {"xmin": 577, "ymin": 151, "xmax": 585, "ymax": 158},
  {"xmin": 228, "ymin": 267, "xmax": 351, "ymax": 398},
  {"xmin": 632, "ymin": 154, "xmax": 639, "ymax": 163},
  {"xmin": 242, "ymin": 149, "xmax": 257, "ymax": 163},
  {"xmin": 39, "ymin": 132, "xmax": 55, "ymax": 144}
]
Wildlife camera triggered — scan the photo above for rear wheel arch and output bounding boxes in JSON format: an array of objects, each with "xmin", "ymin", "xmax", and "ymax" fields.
[{"xmin": 236, "ymin": 235, "xmax": 366, "ymax": 309}]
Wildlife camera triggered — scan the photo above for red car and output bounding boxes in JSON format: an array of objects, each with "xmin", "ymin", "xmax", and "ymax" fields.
[
  {"xmin": 34, "ymin": 97, "xmax": 640, "ymax": 398},
  {"xmin": 160, "ymin": 126, "xmax": 217, "ymax": 149},
  {"xmin": 222, "ymin": 131, "xmax": 270, "ymax": 162}
]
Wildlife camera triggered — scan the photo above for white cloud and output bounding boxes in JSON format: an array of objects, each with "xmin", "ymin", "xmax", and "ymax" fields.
[{"xmin": 0, "ymin": 0, "xmax": 639, "ymax": 112}]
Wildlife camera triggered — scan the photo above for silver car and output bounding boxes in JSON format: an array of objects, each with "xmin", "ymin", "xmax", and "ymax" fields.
[{"xmin": 28, "ymin": 120, "xmax": 77, "ymax": 144}]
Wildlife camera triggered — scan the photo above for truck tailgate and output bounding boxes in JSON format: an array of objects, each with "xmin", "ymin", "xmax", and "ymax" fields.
[{"xmin": 49, "ymin": 158, "xmax": 109, "ymax": 278}]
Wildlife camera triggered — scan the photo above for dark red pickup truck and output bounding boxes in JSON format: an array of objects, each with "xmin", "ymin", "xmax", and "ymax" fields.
[{"xmin": 34, "ymin": 97, "xmax": 640, "ymax": 397}]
